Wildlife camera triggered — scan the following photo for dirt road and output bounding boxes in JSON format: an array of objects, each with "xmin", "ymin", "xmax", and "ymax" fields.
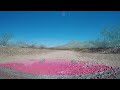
[
  {"xmin": 0, "ymin": 50, "xmax": 120, "ymax": 79},
  {"xmin": 0, "ymin": 50, "xmax": 120, "ymax": 67}
]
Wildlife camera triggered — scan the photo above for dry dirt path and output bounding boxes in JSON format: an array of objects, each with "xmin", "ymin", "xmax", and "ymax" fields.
[
  {"xmin": 0, "ymin": 50, "xmax": 120, "ymax": 67},
  {"xmin": 37, "ymin": 50, "xmax": 120, "ymax": 67},
  {"xmin": 0, "ymin": 50, "xmax": 120, "ymax": 79}
]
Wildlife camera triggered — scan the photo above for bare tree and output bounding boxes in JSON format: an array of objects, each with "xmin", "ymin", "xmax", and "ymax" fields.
[
  {"xmin": 100, "ymin": 25, "xmax": 120, "ymax": 47},
  {"xmin": 89, "ymin": 25, "xmax": 120, "ymax": 48},
  {"xmin": 0, "ymin": 32, "xmax": 14, "ymax": 46}
]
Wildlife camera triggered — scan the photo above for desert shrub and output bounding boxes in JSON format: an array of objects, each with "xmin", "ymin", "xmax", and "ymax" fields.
[
  {"xmin": 15, "ymin": 41, "xmax": 37, "ymax": 48},
  {"xmin": 15, "ymin": 41, "xmax": 29, "ymax": 48},
  {"xmin": 38, "ymin": 45, "xmax": 46, "ymax": 49},
  {"xmin": 71, "ymin": 48, "xmax": 82, "ymax": 51},
  {"xmin": 89, "ymin": 25, "xmax": 120, "ymax": 48},
  {"xmin": 100, "ymin": 25, "xmax": 120, "ymax": 47},
  {"xmin": 0, "ymin": 32, "xmax": 14, "ymax": 46},
  {"xmin": 89, "ymin": 39, "xmax": 109, "ymax": 48}
]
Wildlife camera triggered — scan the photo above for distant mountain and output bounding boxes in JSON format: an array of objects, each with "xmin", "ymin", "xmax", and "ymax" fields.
[{"xmin": 55, "ymin": 40, "xmax": 82, "ymax": 49}]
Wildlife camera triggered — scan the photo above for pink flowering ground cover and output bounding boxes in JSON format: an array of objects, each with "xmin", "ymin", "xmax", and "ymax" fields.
[{"xmin": 0, "ymin": 59, "xmax": 113, "ymax": 75}]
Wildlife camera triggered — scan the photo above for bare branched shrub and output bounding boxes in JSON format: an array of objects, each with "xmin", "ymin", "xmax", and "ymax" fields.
[
  {"xmin": 15, "ymin": 41, "xmax": 29, "ymax": 48},
  {"xmin": 15, "ymin": 41, "xmax": 46, "ymax": 49},
  {"xmin": 100, "ymin": 25, "xmax": 120, "ymax": 47},
  {"xmin": 38, "ymin": 44, "xmax": 46, "ymax": 49},
  {"xmin": 89, "ymin": 25, "xmax": 120, "ymax": 48},
  {"xmin": 89, "ymin": 39, "xmax": 109, "ymax": 48},
  {"xmin": 0, "ymin": 32, "xmax": 14, "ymax": 46}
]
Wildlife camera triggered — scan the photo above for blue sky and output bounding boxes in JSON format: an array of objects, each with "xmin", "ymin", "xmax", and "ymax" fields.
[{"xmin": 0, "ymin": 11, "xmax": 120, "ymax": 47}]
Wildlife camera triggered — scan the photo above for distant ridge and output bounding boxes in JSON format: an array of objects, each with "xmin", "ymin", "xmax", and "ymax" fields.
[{"xmin": 55, "ymin": 40, "xmax": 82, "ymax": 49}]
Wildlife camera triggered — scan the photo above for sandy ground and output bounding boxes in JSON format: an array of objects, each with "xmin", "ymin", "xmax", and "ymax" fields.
[
  {"xmin": 0, "ymin": 50, "xmax": 120, "ymax": 67},
  {"xmin": 0, "ymin": 49, "xmax": 120, "ymax": 79}
]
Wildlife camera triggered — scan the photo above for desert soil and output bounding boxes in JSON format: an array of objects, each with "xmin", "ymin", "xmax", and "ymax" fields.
[{"xmin": 0, "ymin": 50, "xmax": 120, "ymax": 67}]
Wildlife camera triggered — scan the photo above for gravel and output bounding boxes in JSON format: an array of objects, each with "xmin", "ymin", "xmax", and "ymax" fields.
[{"xmin": 0, "ymin": 67, "xmax": 120, "ymax": 79}]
